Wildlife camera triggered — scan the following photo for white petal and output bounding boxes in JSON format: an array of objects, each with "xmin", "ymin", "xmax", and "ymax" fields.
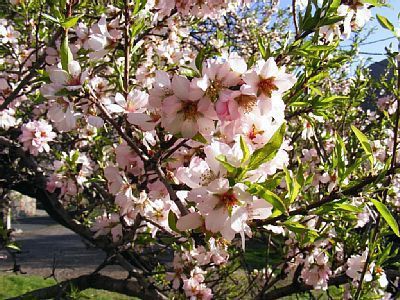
[
  {"xmin": 49, "ymin": 69, "xmax": 69, "ymax": 85},
  {"xmin": 68, "ymin": 61, "xmax": 81, "ymax": 78}
]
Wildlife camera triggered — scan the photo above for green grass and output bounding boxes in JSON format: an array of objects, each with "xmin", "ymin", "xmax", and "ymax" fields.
[{"xmin": 0, "ymin": 274, "xmax": 135, "ymax": 299}]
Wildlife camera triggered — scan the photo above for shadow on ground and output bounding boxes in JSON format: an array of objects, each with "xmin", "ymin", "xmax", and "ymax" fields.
[{"xmin": 0, "ymin": 212, "xmax": 126, "ymax": 280}]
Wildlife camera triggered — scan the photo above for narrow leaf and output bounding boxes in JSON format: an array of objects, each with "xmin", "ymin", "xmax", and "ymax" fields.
[
  {"xmin": 168, "ymin": 211, "xmax": 179, "ymax": 233},
  {"xmin": 247, "ymin": 123, "xmax": 286, "ymax": 170},
  {"xmin": 376, "ymin": 14, "xmax": 394, "ymax": 31},
  {"xmin": 360, "ymin": 0, "xmax": 384, "ymax": 7},
  {"xmin": 60, "ymin": 35, "xmax": 73, "ymax": 72},
  {"xmin": 248, "ymin": 183, "xmax": 287, "ymax": 214},
  {"xmin": 240, "ymin": 135, "xmax": 250, "ymax": 164},
  {"xmin": 351, "ymin": 125, "xmax": 374, "ymax": 166},
  {"xmin": 42, "ymin": 13, "xmax": 60, "ymax": 24},
  {"xmin": 61, "ymin": 15, "xmax": 83, "ymax": 29},
  {"xmin": 370, "ymin": 199, "xmax": 400, "ymax": 237},
  {"xmin": 215, "ymin": 155, "xmax": 237, "ymax": 173}
]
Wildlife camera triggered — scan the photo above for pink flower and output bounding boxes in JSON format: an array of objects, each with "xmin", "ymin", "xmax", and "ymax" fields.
[
  {"xmin": 162, "ymin": 75, "xmax": 217, "ymax": 138},
  {"xmin": 48, "ymin": 60, "xmax": 88, "ymax": 91},
  {"xmin": 301, "ymin": 250, "xmax": 332, "ymax": 290},
  {"xmin": 154, "ymin": 0, "xmax": 175, "ymax": 18},
  {"xmin": 85, "ymin": 15, "xmax": 122, "ymax": 59},
  {"xmin": 176, "ymin": 212, "xmax": 203, "ymax": 231},
  {"xmin": 346, "ymin": 249, "xmax": 373, "ymax": 282},
  {"xmin": 215, "ymin": 90, "xmax": 241, "ymax": 121},
  {"xmin": 187, "ymin": 178, "xmax": 272, "ymax": 246},
  {"xmin": 0, "ymin": 24, "xmax": 20, "ymax": 44},
  {"xmin": 115, "ymin": 142, "xmax": 144, "ymax": 176},
  {"xmin": 19, "ymin": 120, "xmax": 56, "ymax": 156},
  {"xmin": 225, "ymin": 111, "xmax": 281, "ymax": 149},
  {"xmin": 176, "ymin": 156, "xmax": 220, "ymax": 189},
  {"xmin": 301, "ymin": 264, "xmax": 332, "ymax": 290},
  {"xmin": 194, "ymin": 60, "xmax": 242, "ymax": 102},
  {"xmin": 107, "ymin": 90, "xmax": 148, "ymax": 113},
  {"xmin": 241, "ymin": 58, "xmax": 296, "ymax": 114},
  {"xmin": 91, "ymin": 213, "xmax": 122, "ymax": 242},
  {"xmin": 47, "ymin": 100, "xmax": 79, "ymax": 132},
  {"xmin": 149, "ymin": 70, "xmax": 173, "ymax": 108},
  {"xmin": 0, "ymin": 108, "xmax": 18, "ymax": 130},
  {"xmin": 242, "ymin": 58, "xmax": 296, "ymax": 98},
  {"xmin": 104, "ymin": 166, "xmax": 124, "ymax": 195}
]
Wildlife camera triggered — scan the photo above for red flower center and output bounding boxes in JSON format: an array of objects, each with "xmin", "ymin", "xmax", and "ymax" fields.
[
  {"xmin": 219, "ymin": 190, "xmax": 239, "ymax": 208},
  {"xmin": 248, "ymin": 124, "xmax": 265, "ymax": 141},
  {"xmin": 181, "ymin": 101, "xmax": 199, "ymax": 120},
  {"xmin": 258, "ymin": 77, "xmax": 278, "ymax": 98}
]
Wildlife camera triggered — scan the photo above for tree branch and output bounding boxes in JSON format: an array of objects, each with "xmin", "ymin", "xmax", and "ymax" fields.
[
  {"xmin": 259, "ymin": 165, "xmax": 400, "ymax": 226},
  {"xmin": 261, "ymin": 269, "xmax": 400, "ymax": 300}
]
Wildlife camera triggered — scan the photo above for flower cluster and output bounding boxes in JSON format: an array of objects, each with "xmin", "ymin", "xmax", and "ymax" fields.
[
  {"xmin": 2, "ymin": 0, "xmax": 398, "ymax": 299},
  {"xmin": 46, "ymin": 150, "xmax": 94, "ymax": 202},
  {"xmin": 154, "ymin": 0, "xmax": 251, "ymax": 19},
  {"xmin": 319, "ymin": 2, "xmax": 371, "ymax": 43},
  {"xmin": 18, "ymin": 120, "xmax": 56, "ymax": 156},
  {"xmin": 166, "ymin": 240, "xmax": 228, "ymax": 299}
]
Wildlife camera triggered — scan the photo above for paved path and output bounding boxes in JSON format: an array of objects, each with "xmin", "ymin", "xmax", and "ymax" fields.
[{"xmin": 0, "ymin": 212, "xmax": 126, "ymax": 280}]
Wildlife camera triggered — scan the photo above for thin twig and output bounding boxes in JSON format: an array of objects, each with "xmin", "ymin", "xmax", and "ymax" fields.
[
  {"xmin": 88, "ymin": 89, "xmax": 148, "ymax": 161},
  {"xmin": 354, "ymin": 41, "xmax": 400, "ymax": 300},
  {"xmin": 123, "ymin": 0, "xmax": 130, "ymax": 97},
  {"xmin": 292, "ymin": 0, "xmax": 299, "ymax": 37},
  {"xmin": 155, "ymin": 165, "xmax": 189, "ymax": 216}
]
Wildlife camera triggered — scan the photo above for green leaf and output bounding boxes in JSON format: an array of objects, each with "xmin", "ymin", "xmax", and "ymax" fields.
[
  {"xmin": 283, "ymin": 167, "xmax": 301, "ymax": 204},
  {"xmin": 247, "ymin": 123, "xmax": 286, "ymax": 170},
  {"xmin": 215, "ymin": 155, "xmax": 237, "ymax": 173},
  {"xmin": 61, "ymin": 15, "xmax": 83, "ymax": 29},
  {"xmin": 360, "ymin": 0, "xmax": 384, "ymax": 7},
  {"xmin": 370, "ymin": 199, "xmax": 400, "ymax": 237},
  {"xmin": 240, "ymin": 135, "xmax": 250, "ymax": 164},
  {"xmin": 336, "ymin": 203, "xmax": 363, "ymax": 213},
  {"xmin": 6, "ymin": 243, "xmax": 20, "ymax": 251},
  {"xmin": 195, "ymin": 48, "xmax": 206, "ymax": 73},
  {"xmin": 328, "ymin": 0, "xmax": 341, "ymax": 11},
  {"xmin": 351, "ymin": 125, "xmax": 374, "ymax": 166},
  {"xmin": 180, "ymin": 66, "xmax": 200, "ymax": 78},
  {"xmin": 257, "ymin": 35, "xmax": 270, "ymax": 59},
  {"xmin": 376, "ymin": 14, "xmax": 394, "ymax": 32},
  {"xmin": 284, "ymin": 221, "xmax": 319, "ymax": 243},
  {"xmin": 320, "ymin": 15, "xmax": 344, "ymax": 26},
  {"xmin": 42, "ymin": 13, "xmax": 60, "ymax": 24},
  {"xmin": 59, "ymin": 0, "xmax": 67, "ymax": 10},
  {"xmin": 192, "ymin": 132, "xmax": 208, "ymax": 144},
  {"xmin": 342, "ymin": 157, "xmax": 364, "ymax": 182},
  {"xmin": 335, "ymin": 134, "xmax": 346, "ymax": 181},
  {"xmin": 168, "ymin": 211, "xmax": 179, "ymax": 233},
  {"xmin": 247, "ymin": 183, "xmax": 287, "ymax": 214},
  {"xmin": 60, "ymin": 35, "xmax": 73, "ymax": 72},
  {"xmin": 308, "ymin": 71, "xmax": 329, "ymax": 83}
]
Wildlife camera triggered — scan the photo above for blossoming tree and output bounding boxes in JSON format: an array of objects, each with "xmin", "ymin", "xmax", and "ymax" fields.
[{"xmin": 0, "ymin": 0, "xmax": 399, "ymax": 298}]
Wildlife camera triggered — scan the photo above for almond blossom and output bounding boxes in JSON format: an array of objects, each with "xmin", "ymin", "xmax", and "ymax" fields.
[
  {"xmin": 346, "ymin": 249, "xmax": 373, "ymax": 282},
  {"xmin": 47, "ymin": 60, "xmax": 88, "ymax": 93},
  {"xmin": 194, "ymin": 60, "xmax": 243, "ymax": 102},
  {"xmin": 0, "ymin": 108, "xmax": 18, "ymax": 130},
  {"xmin": 241, "ymin": 57, "xmax": 296, "ymax": 114},
  {"xmin": 185, "ymin": 178, "xmax": 272, "ymax": 247},
  {"xmin": 85, "ymin": 15, "xmax": 122, "ymax": 59},
  {"xmin": 162, "ymin": 75, "xmax": 218, "ymax": 138},
  {"xmin": 107, "ymin": 90, "xmax": 148, "ymax": 114},
  {"xmin": 19, "ymin": 120, "xmax": 56, "ymax": 156},
  {"xmin": 91, "ymin": 213, "xmax": 123, "ymax": 242}
]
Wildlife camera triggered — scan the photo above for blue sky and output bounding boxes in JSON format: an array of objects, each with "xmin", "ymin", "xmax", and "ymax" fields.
[{"xmin": 279, "ymin": 0, "xmax": 399, "ymax": 64}]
